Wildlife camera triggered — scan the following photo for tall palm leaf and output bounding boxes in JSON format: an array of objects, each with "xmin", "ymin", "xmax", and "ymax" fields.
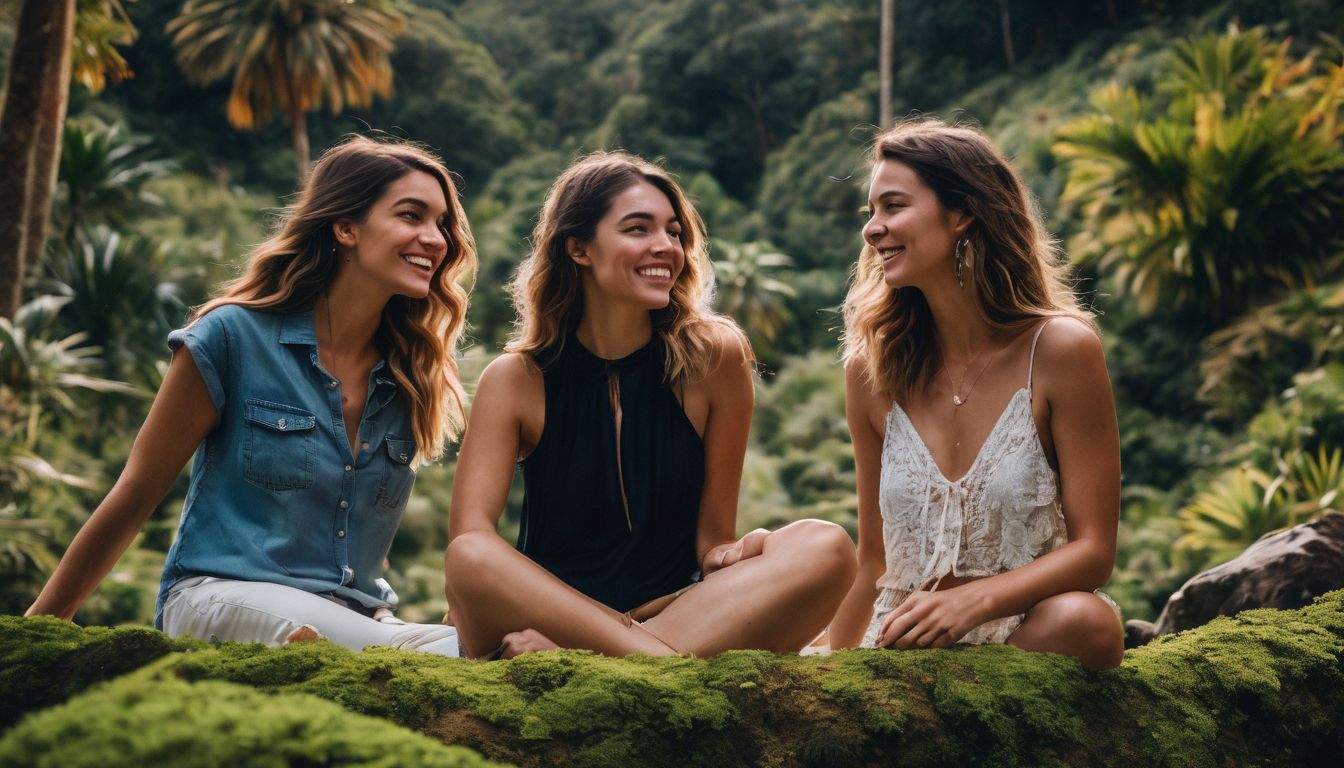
[
  {"xmin": 168, "ymin": 0, "xmax": 406, "ymax": 179},
  {"xmin": 0, "ymin": 503, "xmax": 63, "ymax": 616},
  {"xmin": 1290, "ymin": 446, "xmax": 1344, "ymax": 516},
  {"xmin": 56, "ymin": 120, "xmax": 176, "ymax": 244},
  {"xmin": 1055, "ymin": 28, "xmax": 1344, "ymax": 327},
  {"xmin": 0, "ymin": 296, "xmax": 138, "ymax": 448},
  {"xmin": 41, "ymin": 227, "xmax": 186, "ymax": 386},
  {"xmin": 712, "ymin": 239, "xmax": 798, "ymax": 349},
  {"xmin": 72, "ymin": 0, "xmax": 137, "ymax": 94},
  {"xmin": 1176, "ymin": 464, "xmax": 1293, "ymax": 566},
  {"xmin": 1199, "ymin": 280, "xmax": 1344, "ymax": 420}
]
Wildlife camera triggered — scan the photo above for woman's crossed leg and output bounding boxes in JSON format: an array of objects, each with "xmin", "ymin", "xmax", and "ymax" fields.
[{"xmin": 445, "ymin": 519, "xmax": 856, "ymax": 659}]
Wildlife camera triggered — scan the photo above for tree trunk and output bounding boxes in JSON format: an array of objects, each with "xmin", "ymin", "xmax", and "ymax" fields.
[
  {"xmin": 290, "ymin": 103, "xmax": 310, "ymax": 181},
  {"xmin": 995, "ymin": 0, "xmax": 1015, "ymax": 70},
  {"xmin": 0, "ymin": 0, "xmax": 76, "ymax": 318},
  {"xmin": 879, "ymin": 0, "xmax": 894, "ymax": 128}
]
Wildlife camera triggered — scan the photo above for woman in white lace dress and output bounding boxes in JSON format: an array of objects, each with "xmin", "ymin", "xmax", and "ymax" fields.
[{"xmin": 827, "ymin": 119, "xmax": 1124, "ymax": 670}]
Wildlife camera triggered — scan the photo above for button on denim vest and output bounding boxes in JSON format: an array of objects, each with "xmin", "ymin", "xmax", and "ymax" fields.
[{"xmin": 155, "ymin": 305, "xmax": 417, "ymax": 627}]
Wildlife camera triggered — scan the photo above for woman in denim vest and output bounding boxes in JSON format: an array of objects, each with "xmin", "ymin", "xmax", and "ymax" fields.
[{"xmin": 28, "ymin": 136, "xmax": 475, "ymax": 656}]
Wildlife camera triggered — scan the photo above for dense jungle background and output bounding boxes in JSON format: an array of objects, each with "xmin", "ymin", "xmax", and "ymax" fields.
[{"xmin": 2, "ymin": 0, "xmax": 1343, "ymax": 629}]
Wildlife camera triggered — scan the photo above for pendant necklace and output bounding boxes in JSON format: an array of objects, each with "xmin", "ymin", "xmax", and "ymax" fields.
[
  {"xmin": 944, "ymin": 337, "xmax": 1003, "ymax": 449},
  {"xmin": 943, "ymin": 337, "xmax": 1003, "ymax": 408}
]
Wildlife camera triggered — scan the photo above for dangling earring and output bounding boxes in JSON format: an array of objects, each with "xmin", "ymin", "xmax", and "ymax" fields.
[{"xmin": 955, "ymin": 237, "xmax": 968, "ymax": 288}]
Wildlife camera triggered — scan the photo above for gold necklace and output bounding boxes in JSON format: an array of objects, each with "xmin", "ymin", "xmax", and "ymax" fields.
[{"xmin": 943, "ymin": 337, "xmax": 1003, "ymax": 407}]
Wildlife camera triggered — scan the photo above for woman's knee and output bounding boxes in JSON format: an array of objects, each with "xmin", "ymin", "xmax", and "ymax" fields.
[
  {"xmin": 1020, "ymin": 591, "xmax": 1123, "ymax": 670},
  {"xmin": 444, "ymin": 531, "xmax": 509, "ymax": 594},
  {"xmin": 770, "ymin": 519, "xmax": 857, "ymax": 581}
]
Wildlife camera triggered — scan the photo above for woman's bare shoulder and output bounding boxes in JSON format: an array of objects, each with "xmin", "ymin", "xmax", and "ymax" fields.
[
  {"xmin": 843, "ymin": 351, "xmax": 889, "ymax": 405},
  {"xmin": 701, "ymin": 321, "xmax": 752, "ymax": 380},
  {"xmin": 477, "ymin": 352, "xmax": 544, "ymax": 398},
  {"xmin": 1034, "ymin": 316, "xmax": 1103, "ymax": 364},
  {"xmin": 1032, "ymin": 316, "xmax": 1107, "ymax": 391}
]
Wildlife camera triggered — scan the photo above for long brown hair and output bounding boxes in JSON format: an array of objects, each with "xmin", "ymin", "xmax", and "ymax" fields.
[
  {"xmin": 506, "ymin": 151, "xmax": 747, "ymax": 384},
  {"xmin": 193, "ymin": 135, "xmax": 476, "ymax": 461},
  {"xmin": 842, "ymin": 118, "xmax": 1091, "ymax": 400}
]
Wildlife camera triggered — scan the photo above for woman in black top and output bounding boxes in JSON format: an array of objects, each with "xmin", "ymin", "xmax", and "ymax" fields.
[
  {"xmin": 445, "ymin": 152, "xmax": 856, "ymax": 658},
  {"xmin": 518, "ymin": 333, "xmax": 705, "ymax": 613}
]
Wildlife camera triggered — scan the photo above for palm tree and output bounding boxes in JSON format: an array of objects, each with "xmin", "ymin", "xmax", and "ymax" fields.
[
  {"xmin": 711, "ymin": 240, "xmax": 798, "ymax": 349},
  {"xmin": 72, "ymin": 0, "xmax": 137, "ymax": 93},
  {"xmin": 879, "ymin": 0, "xmax": 894, "ymax": 127},
  {"xmin": 167, "ymin": 0, "xmax": 407, "ymax": 180},
  {"xmin": 1053, "ymin": 28, "xmax": 1344, "ymax": 328},
  {"xmin": 0, "ymin": 0, "xmax": 137, "ymax": 319},
  {"xmin": 0, "ymin": 0, "xmax": 77, "ymax": 319}
]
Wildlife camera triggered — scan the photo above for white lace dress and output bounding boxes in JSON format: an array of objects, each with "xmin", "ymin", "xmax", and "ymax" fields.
[{"xmin": 860, "ymin": 323, "xmax": 1117, "ymax": 648}]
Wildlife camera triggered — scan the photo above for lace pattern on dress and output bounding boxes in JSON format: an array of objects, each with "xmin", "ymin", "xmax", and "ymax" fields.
[
  {"xmin": 862, "ymin": 323, "xmax": 1074, "ymax": 648},
  {"xmin": 875, "ymin": 388, "xmax": 1067, "ymax": 596}
]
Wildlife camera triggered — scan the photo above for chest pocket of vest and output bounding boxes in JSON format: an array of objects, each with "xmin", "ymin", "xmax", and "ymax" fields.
[
  {"xmin": 242, "ymin": 399, "xmax": 316, "ymax": 491},
  {"xmin": 375, "ymin": 436, "xmax": 416, "ymax": 512}
]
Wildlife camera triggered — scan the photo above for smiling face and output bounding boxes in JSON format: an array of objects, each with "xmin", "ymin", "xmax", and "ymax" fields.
[
  {"xmin": 570, "ymin": 179, "xmax": 685, "ymax": 310},
  {"xmin": 336, "ymin": 170, "xmax": 451, "ymax": 301},
  {"xmin": 863, "ymin": 159, "xmax": 969, "ymax": 291}
]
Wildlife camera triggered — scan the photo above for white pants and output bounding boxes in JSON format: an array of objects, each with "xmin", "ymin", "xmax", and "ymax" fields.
[{"xmin": 162, "ymin": 577, "xmax": 459, "ymax": 656}]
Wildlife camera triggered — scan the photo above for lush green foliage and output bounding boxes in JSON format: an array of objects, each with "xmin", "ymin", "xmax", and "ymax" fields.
[
  {"xmin": 0, "ymin": 0, "xmax": 1342, "ymax": 629},
  {"xmin": 1055, "ymin": 27, "xmax": 1344, "ymax": 328}
]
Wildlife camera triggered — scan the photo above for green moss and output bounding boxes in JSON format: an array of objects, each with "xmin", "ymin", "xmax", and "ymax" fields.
[
  {"xmin": 0, "ymin": 676, "xmax": 507, "ymax": 768},
  {"xmin": 1118, "ymin": 594, "xmax": 1344, "ymax": 767},
  {"xmin": 3, "ymin": 590, "xmax": 1341, "ymax": 767},
  {"xmin": 0, "ymin": 615, "xmax": 189, "ymax": 728}
]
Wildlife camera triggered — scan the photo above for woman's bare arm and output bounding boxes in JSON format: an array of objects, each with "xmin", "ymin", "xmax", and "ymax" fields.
[
  {"xmin": 692, "ymin": 330, "xmax": 759, "ymax": 575},
  {"xmin": 447, "ymin": 353, "xmax": 538, "ymax": 541},
  {"xmin": 27, "ymin": 347, "xmax": 220, "ymax": 619},
  {"xmin": 828, "ymin": 356, "xmax": 886, "ymax": 648}
]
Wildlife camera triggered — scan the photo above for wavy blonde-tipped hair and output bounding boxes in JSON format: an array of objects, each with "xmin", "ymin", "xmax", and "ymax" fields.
[
  {"xmin": 842, "ymin": 118, "xmax": 1092, "ymax": 400},
  {"xmin": 192, "ymin": 135, "xmax": 476, "ymax": 462},
  {"xmin": 506, "ymin": 151, "xmax": 748, "ymax": 384}
]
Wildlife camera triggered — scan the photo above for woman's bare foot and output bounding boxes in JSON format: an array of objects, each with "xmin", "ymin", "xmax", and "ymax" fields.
[
  {"xmin": 284, "ymin": 624, "xmax": 322, "ymax": 644},
  {"xmin": 500, "ymin": 628, "xmax": 560, "ymax": 659}
]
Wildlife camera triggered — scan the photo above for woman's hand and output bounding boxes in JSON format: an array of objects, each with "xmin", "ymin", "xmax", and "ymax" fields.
[
  {"xmin": 876, "ymin": 582, "xmax": 994, "ymax": 649},
  {"xmin": 499, "ymin": 628, "xmax": 560, "ymax": 659},
  {"xmin": 701, "ymin": 528, "xmax": 770, "ymax": 576}
]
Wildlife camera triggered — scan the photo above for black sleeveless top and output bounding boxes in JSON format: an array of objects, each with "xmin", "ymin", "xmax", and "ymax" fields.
[{"xmin": 519, "ymin": 334, "xmax": 705, "ymax": 612}]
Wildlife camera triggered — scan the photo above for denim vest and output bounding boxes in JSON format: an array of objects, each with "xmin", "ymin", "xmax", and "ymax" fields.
[{"xmin": 155, "ymin": 305, "xmax": 417, "ymax": 627}]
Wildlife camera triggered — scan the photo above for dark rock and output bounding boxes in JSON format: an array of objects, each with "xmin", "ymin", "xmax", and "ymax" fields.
[
  {"xmin": 1126, "ymin": 511, "xmax": 1344, "ymax": 648},
  {"xmin": 1124, "ymin": 618, "xmax": 1158, "ymax": 648}
]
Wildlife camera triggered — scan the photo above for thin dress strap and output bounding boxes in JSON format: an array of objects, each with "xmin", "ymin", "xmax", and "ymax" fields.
[{"xmin": 1027, "ymin": 319, "xmax": 1052, "ymax": 392}]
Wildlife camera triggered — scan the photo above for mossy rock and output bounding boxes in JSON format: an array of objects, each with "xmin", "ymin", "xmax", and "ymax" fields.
[
  {"xmin": 0, "ymin": 615, "xmax": 189, "ymax": 729},
  {"xmin": 3, "ymin": 591, "xmax": 1342, "ymax": 767},
  {"xmin": 0, "ymin": 676, "xmax": 506, "ymax": 768}
]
